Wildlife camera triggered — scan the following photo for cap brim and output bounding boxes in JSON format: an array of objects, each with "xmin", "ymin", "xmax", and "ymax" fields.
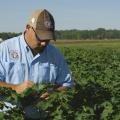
[{"xmin": 36, "ymin": 30, "xmax": 56, "ymax": 41}]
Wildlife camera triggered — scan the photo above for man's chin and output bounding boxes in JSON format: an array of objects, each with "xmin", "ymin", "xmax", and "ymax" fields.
[{"xmin": 35, "ymin": 46, "xmax": 46, "ymax": 53}]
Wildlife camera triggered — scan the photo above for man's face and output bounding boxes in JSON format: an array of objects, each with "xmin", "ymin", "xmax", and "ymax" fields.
[
  {"xmin": 25, "ymin": 26, "xmax": 51, "ymax": 53},
  {"xmin": 32, "ymin": 39, "xmax": 50, "ymax": 53}
]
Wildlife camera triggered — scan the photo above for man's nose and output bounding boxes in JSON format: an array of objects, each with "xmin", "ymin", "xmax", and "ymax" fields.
[{"xmin": 40, "ymin": 42, "xmax": 47, "ymax": 46}]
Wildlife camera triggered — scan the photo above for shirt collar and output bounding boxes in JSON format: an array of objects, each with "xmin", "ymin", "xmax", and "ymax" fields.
[{"xmin": 20, "ymin": 33, "xmax": 30, "ymax": 52}]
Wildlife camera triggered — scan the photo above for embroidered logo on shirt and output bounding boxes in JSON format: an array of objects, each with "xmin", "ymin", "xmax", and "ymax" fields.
[{"xmin": 9, "ymin": 50, "xmax": 19, "ymax": 60}]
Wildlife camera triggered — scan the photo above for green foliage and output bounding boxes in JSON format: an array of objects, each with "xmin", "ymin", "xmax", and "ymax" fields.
[{"xmin": 61, "ymin": 47, "xmax": 120, "ymax": 120}]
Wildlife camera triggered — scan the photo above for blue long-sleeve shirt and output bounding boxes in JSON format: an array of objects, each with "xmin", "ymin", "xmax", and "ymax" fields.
[{"xmin": 0, "ymin": 34, "xmax": 74, "ymax": 87}]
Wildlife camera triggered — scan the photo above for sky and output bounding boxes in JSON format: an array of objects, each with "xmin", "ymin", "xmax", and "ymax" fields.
[{"xmin": 0, "ymin": 0, "xmax": 120, "ymax": 32}]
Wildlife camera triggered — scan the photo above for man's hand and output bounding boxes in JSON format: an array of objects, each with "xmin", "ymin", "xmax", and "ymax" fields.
[{"xmin": 14, "ymin": 80, "xmax": 34, "ymax": 94}]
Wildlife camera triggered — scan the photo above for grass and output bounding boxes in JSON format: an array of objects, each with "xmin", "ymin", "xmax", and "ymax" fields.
[{"xmin": 51, "ymin": 39, "xmax": 120, "ymax": 50}]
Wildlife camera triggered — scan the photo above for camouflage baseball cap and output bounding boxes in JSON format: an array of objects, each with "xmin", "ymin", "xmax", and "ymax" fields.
[{"xmin": 27, "ymin": 9, "xmax": 55, "ymax": 40}]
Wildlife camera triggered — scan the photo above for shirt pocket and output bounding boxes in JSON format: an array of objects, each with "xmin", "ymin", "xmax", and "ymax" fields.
[
  {"xmin": 4, "ymin": 62, "xmax": 25, "ymax": 84},
  {"xmin": 38, "ymin": 63, "xmax": 50, "ymax": 83}
]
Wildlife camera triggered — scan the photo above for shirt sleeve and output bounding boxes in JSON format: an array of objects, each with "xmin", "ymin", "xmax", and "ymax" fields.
[
  {"xmin": 0, "ymin": 61, "xmax": 5, "ymax": 81},
  {"xmin": 55, "ymin": 53, "xmax": 74, "ymax": 87},
  {"xmin": 0, "ymin": 44, "xmax": 6, "ymax": 81}
]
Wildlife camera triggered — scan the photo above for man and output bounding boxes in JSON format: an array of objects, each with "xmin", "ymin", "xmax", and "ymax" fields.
[{"xmin": 0, "ymin": 9, "xmax": 74, "ymax": 98}]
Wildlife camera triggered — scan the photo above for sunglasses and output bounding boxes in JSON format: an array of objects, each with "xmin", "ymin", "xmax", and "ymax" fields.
[{"xmin": 32, "ymin": 27, "xmax": 42, "ymax": 41}]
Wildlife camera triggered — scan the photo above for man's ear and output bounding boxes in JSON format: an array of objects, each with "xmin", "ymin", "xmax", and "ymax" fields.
[{"xmin": 26, "ymin": 25, "xmax": 31, "ymax": 30}]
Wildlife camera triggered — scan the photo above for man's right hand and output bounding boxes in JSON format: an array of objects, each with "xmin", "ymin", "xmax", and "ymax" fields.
[{"xmin": 14, "ymin": 80, "xmax": 34, "ymax": 94}]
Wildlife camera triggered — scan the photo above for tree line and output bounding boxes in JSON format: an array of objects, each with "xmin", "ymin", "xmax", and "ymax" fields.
[
  {"xmin": 0, "ymin": 28, "xmax": 120, "ymax": 40},
  {"xmin": 56, "ymin": 28, "xmax": 120, "ymax": 40},
  {"xmin": 0, "ymin": 32, "xmax": 21, "ymax": 40}
]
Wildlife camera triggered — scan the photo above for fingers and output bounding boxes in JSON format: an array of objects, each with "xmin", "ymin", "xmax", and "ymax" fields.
[
  {"xmin": 24, "ymin": 80, "xmax": 34, "ymax": 88},
  {"xmin": 40, "ymin": 92, "xmax": 49, "ymax": 100}
]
